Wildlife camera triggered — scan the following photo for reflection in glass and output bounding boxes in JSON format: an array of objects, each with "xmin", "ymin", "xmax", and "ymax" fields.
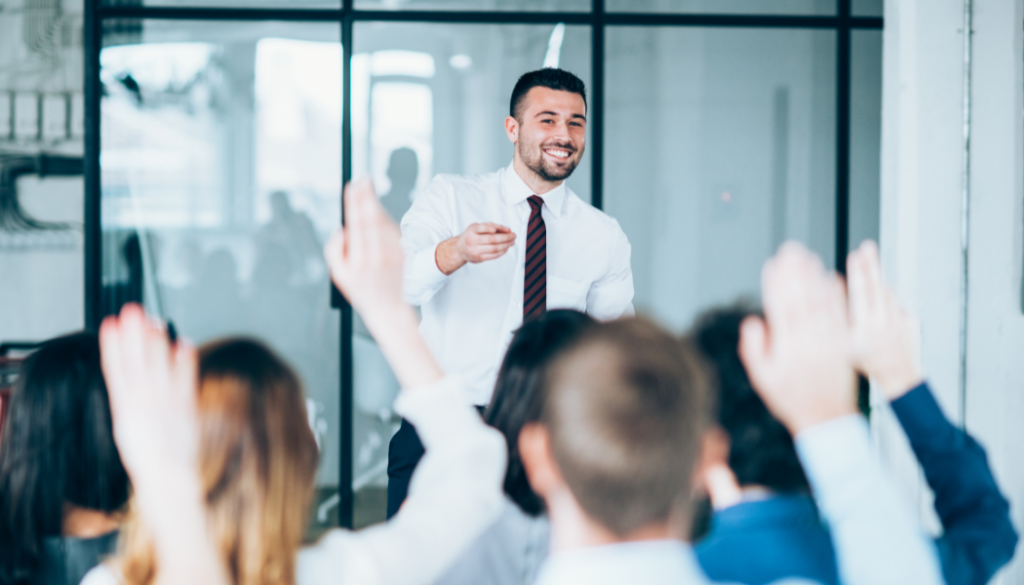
[
  {"xmin": 354, "ymin": 0, "xmax": 588, "ymax": 12},
  {"xmin": 605, "ymin": 27, "xmax": 837, "ymax": 332},
  {"xmin": 605, "ymin": 0, "xmax": 836, "ymax": 15},
  {"xmin": 349, "ymin": 20, "xmax": 590, "ymax": 527},
  {"xmin": 99, "ymin": 20, "xmax": 342, "ymax": 537},
  {"xmin": 849, "ymin": 30, "xmax": 882, "ymax": 250}
]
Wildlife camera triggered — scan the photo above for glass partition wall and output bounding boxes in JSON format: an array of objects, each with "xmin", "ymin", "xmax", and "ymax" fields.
[{"xmin": 83, "ymin": 0, "xmax": 882, "ymax": 530}]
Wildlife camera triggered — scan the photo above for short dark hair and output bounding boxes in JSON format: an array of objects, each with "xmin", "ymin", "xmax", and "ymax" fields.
[
  {"xmin": 485, "ymin": 309, "xmax": 597, "ymax": 517},
  {"xmin": 0, "ymin": 333, "xmax": 129, "ymax": 582},
  {"xmin": 542, "ymin": 318, "xmax": 713, "ymax": 536},
  {"xmin": 509, "ymin": 68, "xmax": 587, "ymax": 121},
  {"xmin": 692, "ymin": 306, "xmax": 810, "ymax": 493}
]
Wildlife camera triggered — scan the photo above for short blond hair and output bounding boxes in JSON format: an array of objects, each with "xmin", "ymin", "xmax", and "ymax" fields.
[{"xmin": 543, "ymin": 317, "xmax": 713, "ymax": 536}]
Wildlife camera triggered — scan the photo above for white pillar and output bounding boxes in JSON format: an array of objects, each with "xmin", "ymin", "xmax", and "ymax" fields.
[{"xmin": 879, "ymin": 0, "xmax": 1024, "ymax": 581}]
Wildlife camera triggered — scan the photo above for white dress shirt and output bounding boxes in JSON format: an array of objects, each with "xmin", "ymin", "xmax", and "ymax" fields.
[
  {"xmin": 531, "ymin": 415, "xmax": 944, "ymax": 585},
  {"xmin": 81, "ymin": 376, "xmax": 507, "ymax": 585},
  {"xmin": 401, "ymin": 163, "xmax": 634, "ymax": 405}
]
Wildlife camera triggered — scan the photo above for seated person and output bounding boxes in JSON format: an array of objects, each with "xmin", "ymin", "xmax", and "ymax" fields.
[
  {"xmin": 0, "ymin": 333, "xmax": 130, "ymax": 585},
  {"xmin": 693, "ymin": 241, "xmax": 1018, "ymax": 585},
  {"xmin": 85, "ymin": 178, "xmax": 507, "ymax": 585},
  {"xmin": 434, "ymin": 309, "xmax": 596, "ymax": 585},
  {"xmin": 517, "ymin": 243, "xmax": 945, "ymax": 585}
]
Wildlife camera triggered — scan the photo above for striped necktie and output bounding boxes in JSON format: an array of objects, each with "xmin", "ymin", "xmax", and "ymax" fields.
[{"xmin": 524, "ymin": 195, "xmax": 547, "ymax": 321}]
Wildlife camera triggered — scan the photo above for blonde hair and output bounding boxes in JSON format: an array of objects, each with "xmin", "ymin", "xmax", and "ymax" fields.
[{"xmin": 113, "ymin": 339, "xmax": 319, "ymax": 585}]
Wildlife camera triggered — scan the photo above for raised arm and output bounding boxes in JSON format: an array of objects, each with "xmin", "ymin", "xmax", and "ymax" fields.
[
  {"xmin": 847, "ymin": 241, "xmax": 1019, "ymax": 585},
  {"xmin": 739, "ymin": 242, "xmax": 944, "ymax": 585},
  {"xmin": 305, "ymin": 178, "xmax": 507, "ymax": 585},
  {"xmin": 98, "ymin": 305, "xmax": 230, "ymax": 585}
]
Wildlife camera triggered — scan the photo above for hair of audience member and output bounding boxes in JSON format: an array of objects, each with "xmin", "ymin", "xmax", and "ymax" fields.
[
  {"xmin": 509, "ymin": 68, "xmax": 587, "ymax": 121},
  {"xmin": 0, "ymin": 332, "xmax": 129, "ymax": 584},
  {"xmin": 541, "ymin": 317, "xmax": 714, "ymax": 536},
  {"xmin": 114, "ymin": 339, "xmax": 319, "ymax": 585},
  {"xmin": 692, "ymin": 306, "xmax": 810, "ymax": 493},
  {"xmin": 485, "ymin": 309, "xmax": 597, "ymax": 517}
]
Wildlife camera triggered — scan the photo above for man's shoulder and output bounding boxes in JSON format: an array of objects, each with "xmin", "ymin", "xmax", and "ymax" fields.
[
  {"xmin": 563, "ymin": 190, "xmax": 627, "ymax": 238},
  {"xmin": 424, "ymin": 169, "xmax": 503, "ymax": 197}
]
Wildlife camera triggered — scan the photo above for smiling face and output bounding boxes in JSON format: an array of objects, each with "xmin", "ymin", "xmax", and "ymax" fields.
[{"xmin": 507, "ymin": 86, "xmax": 587, "ymax": 186}]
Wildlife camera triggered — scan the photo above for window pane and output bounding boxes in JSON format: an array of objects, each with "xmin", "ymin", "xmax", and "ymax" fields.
[
  {"xmin": 605, "ymin": 0, "xmax": 836, "ymax": 15},
  {"xmin": 849, "ymin": 29, "xmax": 882, "ymax": 250},
  {"xmin": 852, "ymin": 0, "xmax": 883, "ymax": 17},
  {"xmin": 605, "ymin": 27, "xmax": 836, "ymax": 331},
  {"xmin": 349, "ymin": 20, "xmax": 590, "ymax": 527},
  {"xmin": 354, "ymin": 0, "xmax": 588, "ymax": 11},
  {"xmin": 100, "ymin": 20, "xmax": 343, "ymax": 537}
]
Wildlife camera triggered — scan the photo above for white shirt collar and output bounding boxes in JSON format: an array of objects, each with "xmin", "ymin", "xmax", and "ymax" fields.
[
  {"xmin": 501, "ymin": 161, "xmax": 567, "ymax": 219},
  {"xmin": 534, "ymin": 540, "xmax": 711, "ymax": 585}
]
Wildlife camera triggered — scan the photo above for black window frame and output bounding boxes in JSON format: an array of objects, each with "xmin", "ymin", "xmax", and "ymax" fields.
[{"xmin": 82, "ymin": 0, "xmax": 882, "ymax": 528}]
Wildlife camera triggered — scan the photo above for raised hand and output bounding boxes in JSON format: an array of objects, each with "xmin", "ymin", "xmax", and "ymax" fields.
[
  {"xmin": 325, "ymin": 178, "xmax": 443, "ymax": 389},
  {"xmin": 847, "ymin": 240, "xmax": 923, "ymax": 399},
  {"xmin": 739, "ymin": 242, "xmax": 858, "ymax": 434},
  {"xmin": 325, "ymin": 178, "xmax": 406, "ymax": 322},
  {"xmin": 99, "ymin": 303, "xmax": 199, "ymax": 493}
]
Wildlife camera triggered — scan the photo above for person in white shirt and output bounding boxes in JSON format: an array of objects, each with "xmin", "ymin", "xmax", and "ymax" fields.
[
  {"xmin": 84, "ymin": 179, "xmax": 507, "ymax": 585},
  {"xmin": 390, "ymin": 67, "xmax": 634, "ymax": 517},
  {"xmin": 517, "ymin": 242, "xmax": 946, "ymax": 585}
]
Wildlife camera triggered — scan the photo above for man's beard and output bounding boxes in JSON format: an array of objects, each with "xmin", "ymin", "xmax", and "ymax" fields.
[{"xmin": 519, "ymin": 140, "xmax": 581, "ymax": 182}]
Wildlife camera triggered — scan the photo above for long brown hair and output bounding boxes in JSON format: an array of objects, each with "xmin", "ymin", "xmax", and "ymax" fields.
[{"xmin": 114, "ymin": 339, "xmax": 319, "ymax": 585}]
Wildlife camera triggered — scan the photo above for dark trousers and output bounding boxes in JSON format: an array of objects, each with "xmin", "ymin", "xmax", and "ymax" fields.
[{"xmin": 386, "ymin": 406, "xmax": 486, "ymax": 519}]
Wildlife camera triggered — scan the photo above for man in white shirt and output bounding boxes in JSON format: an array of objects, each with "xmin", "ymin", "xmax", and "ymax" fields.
[
  {"xmin": 516, "ymin": 242, "xmax": 946, "ymax": 585},
  {"xmin": 389, "ymin": 67, "xmax": 634, "ymax": 516}
]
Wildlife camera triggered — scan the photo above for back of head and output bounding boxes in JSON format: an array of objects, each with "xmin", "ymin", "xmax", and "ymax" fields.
[
  {"xmin": 0, "ymin": 332, "xmax": 128, "ymax": 583},
  {"xmin": 118, "ymin": 338, "xmax": 319, "ymax": 585},
  {"xmin": 542, "ymin": 318, "xmax": 712, "ymax": 536},
  {"xmin": 485, "ymin": 309, "xmax": 597, "ymax": 516},
  {"xmin": 509, "ymin": 68, "xmax": 587, "ymax": 121},
  {"xmin": 692, "ymin": 306, "xmax": 809, "ymax": 493}
]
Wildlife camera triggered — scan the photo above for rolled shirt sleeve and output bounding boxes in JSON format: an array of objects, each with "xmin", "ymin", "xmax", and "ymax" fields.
[
  {"xmin": 401, "ymin": 177, "xmax": 456, "ymax": 307},
  {"xmin": 297, "ymin": 376, "xmax": 507, "ymax": 585},
  {"xmin": 795, "ymin": 415, "xmax": 944, "ymax": 585}
]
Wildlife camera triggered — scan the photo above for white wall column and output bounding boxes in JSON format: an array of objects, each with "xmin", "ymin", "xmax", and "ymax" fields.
[{"xmin": 879, "ymin": 0, "xmax": 1023, "ymax": 581}]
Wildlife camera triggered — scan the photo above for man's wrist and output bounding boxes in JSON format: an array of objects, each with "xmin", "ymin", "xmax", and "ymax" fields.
[
  {"xmin": 435, "ymin": 237, "xmax": 466, "ymax": 276},
  {"xmin": 875, "ymin": 367, "xmax": 924, "ymax": 400}
]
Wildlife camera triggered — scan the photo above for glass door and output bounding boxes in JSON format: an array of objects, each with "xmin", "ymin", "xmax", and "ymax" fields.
[{"xmin": 98, "ymin": 18, "xmax": 343, "ymax": 537}]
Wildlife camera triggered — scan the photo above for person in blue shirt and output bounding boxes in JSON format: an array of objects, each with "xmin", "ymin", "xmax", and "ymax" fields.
[{"xmin": 692, "ymin": 240, "xmax": 1018, "ymax": 585}]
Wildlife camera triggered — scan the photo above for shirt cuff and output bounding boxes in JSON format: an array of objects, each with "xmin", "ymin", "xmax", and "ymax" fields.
[
  {"xmin": 794, "ymin": 414, "xmax": 873, "ymax": 510},
  {"xmin": 393, "ymin": 375, "xmax": 479, "ymax": 450},
  {"xmin": 403, "ymin": 245, "xmax": 451, "ymax": 304}
]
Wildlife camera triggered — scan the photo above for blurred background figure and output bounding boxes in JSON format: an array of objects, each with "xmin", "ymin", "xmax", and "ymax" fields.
[
  {"xmin": 259, "ymin": 191, "xmax": 324, "ymax": 284},
  {"xmin": 380, "ymin": 147, "xmax": 419, "ymax": 224},
  {"xmin": 0, "ymin": 333, "xmax": 129, "ymax": 585}
]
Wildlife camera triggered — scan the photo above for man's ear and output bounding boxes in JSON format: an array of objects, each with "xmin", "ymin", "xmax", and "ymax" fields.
[
  {"xmin": 519, "ymin": 422, "xmax": 560, "ymax": 498},
  {"xmin": 505, "ymin": 115, "xmax": 519, "ymax": 144},
  {"xmin": 693, "ymin": 426, "xmax": 731, "ymax": 491}
]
